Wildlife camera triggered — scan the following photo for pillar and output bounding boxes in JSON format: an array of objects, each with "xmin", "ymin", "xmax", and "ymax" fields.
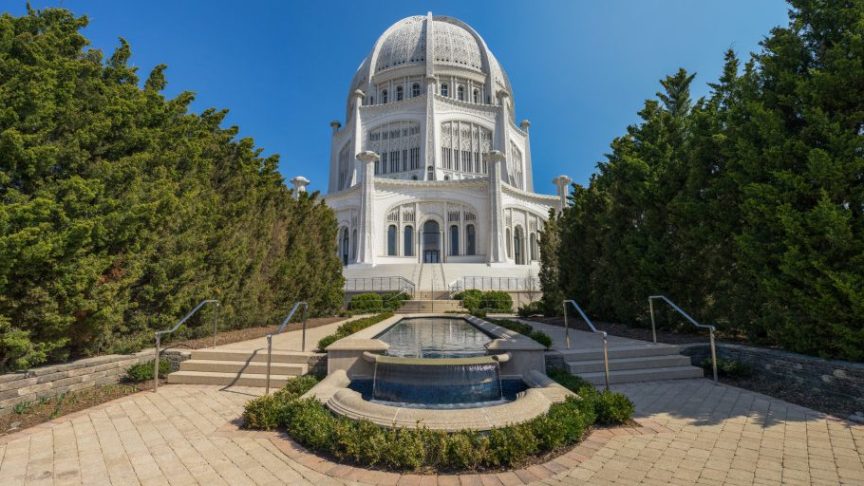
[
  {"xmin": 488, "ymin": 150, "xmax": 507, "ymax": 263},
  {"xmin": 356, "ymin": 151, "xmax": 379, "ymax": 265}
]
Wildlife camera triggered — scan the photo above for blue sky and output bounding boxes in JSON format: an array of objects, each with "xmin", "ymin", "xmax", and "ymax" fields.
[{"xmin": 9, "ymin": 1, "xmax": 790, "ymax": 194}]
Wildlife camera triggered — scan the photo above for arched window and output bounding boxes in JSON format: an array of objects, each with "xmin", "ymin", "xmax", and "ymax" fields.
[
  {"xmin": 457, "ymin": 86, "xmax": 465, "ymax": 101},
  {"xmin": 441, "ymin": 83, "xmax": 449, "ymax": 97},
  {"xmin": 506, "ymin": 228, "xmax": 512, "ymax": 258},
  {"xmin": 450, "ymin": 225, "xmax": 459, "ymax": 256},
  {"xmin": 427, "ymin": 166, "xmax": 434, "ymax": 181},
  {"xmin": 530, "ymin": 233, "xmax": 538, "ymax": 261},
  {"xmin": 387, "ymin": 225, "xmax": 397, "ymax": 256},
  {"xmin": 351, "ymin": 229, "xmax": 357, "ymax": 260},
  {"xmin": 369, "ymin": 96, "xmax": 374, "ymax": 105},
  {"xmin": 466, "ymin": 224, "xmax": 476, "ymax": 255},
  {"xmin": 472, "ymin": 89, "xmax": 479, "ymax": 103},
  {"xmin": 412, "ymin": 83, "xmax": 420, "ymax": 97},
  {"xmin": 514, "ymin": 226, "xmax": 524, "ymax": 265},
  {"xmin": 382, "ymin": 89, "xmax": 388, "ymax": 103},
  {"xmin": 340, "ymin": 228, "xmax": 349, "ymax": 265},
  {"xmin": 396, "ymin": 86, "xmax": 403, "ymax": 101},
  {"xmin": 404, "ymin": 226, "xmax": 414, "ymax": 256}
]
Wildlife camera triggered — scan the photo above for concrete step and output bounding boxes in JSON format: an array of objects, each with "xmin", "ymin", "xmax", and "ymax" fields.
[
  {"xmin": 166, "ymin": 370, "xmax": 296, "ymax": 387},
  {"xmin": 556, "ymin": 343, "xmax": 682, "ymax": 362},
  {"xmin": 189, "ymin": 349, "xmax": 314, "ymax": 364},
  {"xmin": 567, "ymin": 354, "xmax": 692, "ymax": 374},
  {"xmin": 576, "ymin": 365, "xmax": 704, "ymax": 385},
  {"xmin": 179, "ymin": 359, "xmax": 306, "ymax": 375}
]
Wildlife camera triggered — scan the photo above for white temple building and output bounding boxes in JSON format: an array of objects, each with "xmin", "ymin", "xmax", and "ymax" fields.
[{"xmin": 322, "ymin": 13, "xmax": 571, "ymax": 295}]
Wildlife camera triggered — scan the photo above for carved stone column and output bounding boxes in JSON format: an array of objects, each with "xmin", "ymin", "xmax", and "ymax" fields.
[
  {"xmin": 553, "ymin": 175, "xmax": 572, "ymax": 213},
  {"xmin": 488, "ymin": 150, "xmax": 507, "ymax": 263}
]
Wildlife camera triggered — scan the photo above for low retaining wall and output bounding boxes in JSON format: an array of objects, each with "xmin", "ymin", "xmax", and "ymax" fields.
[
  {"xmin": 680, "ymin": 342, "xmax": 864, "ymax": 411},
  {"xmin": 0, "ymin": 348, "xmax": 191, "ymax": 416}
]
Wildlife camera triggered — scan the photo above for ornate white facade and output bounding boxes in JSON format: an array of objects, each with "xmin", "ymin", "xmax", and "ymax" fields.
[{"xmin": 324, "ymin": 13, "xmax": 571, "ymax": 288}]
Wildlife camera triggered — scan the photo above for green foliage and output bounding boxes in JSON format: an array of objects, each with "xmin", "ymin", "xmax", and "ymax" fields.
[
  {"xmin": 454, "ymin": 290, "xmax": 512, "ymax": 313},
  {"xmin": 547, "ymin": 369, "xmax": 634, "ymax": 425},
  {"xmin": 542, "ymin": 1, "xmax": 864, "ymax": 361},
  {"xmin": 517, "ymin": 301, "xmax": 544, "ymax": 317},
  {"xmin": 316, "ymin": 313, "xmax": 393, "ymax": 351},
  {"xmin": 487, "ymin": 318, "xmax": 552, "ymax": 349},
  {"xmin": 242, "ymin": 375, "xmax": 319, "ymax": 431},
  {"xmin": 125, "ymin": 359, "xmax": 170, "ymax": 382},
  {"xmin": 0, "ymin": 8, "xmax": 344, "ymax": 371},
  {"xmin": 244, "ymin": 391, "xmax": 595, "ymax": 471},
  {"xmin": 701, "ymin": 358, "xmax": 752, "ymax": 378},
  {"xmin": 348, "ymin": 292, "xmax": 410, "ymax": 312}
]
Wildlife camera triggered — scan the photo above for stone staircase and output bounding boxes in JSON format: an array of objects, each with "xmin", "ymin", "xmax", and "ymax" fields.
[
  {"xmin": 556, "ymin": 343, "xmax": 704, "ymax": 385},
  {"xmin": 167, "ymin": 348, "xmax": 316, "ymax": 387},
  {"xmin": 396, "ymin": 299, "xmax": 464, "ymax": 313}
]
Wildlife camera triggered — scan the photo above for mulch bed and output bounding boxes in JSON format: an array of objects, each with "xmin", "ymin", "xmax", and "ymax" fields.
[
  {"xmin": 164, "ymin": 316, "xmax": 345, "ymax": 350},
  {"xmin": 528, "ymin": 317, "xmax": 860, "ymax": 420},
  {"xmin": 0, "ymin": 380, "xmax": 159, "ymax": 437}
]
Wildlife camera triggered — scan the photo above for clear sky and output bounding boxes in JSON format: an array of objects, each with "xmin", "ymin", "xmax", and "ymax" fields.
[{"xmin": 9, "ymin": 1, "xmax": 790, "ymax": 194}]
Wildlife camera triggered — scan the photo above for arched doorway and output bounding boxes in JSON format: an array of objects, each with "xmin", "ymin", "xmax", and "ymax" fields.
[
  {"xmin": 514, "ymin": 226, "xmax": 524, "ymax": 265},
  {"xmin": 422, "ymin": 220, "xmax": 440, "ymax": 263}
]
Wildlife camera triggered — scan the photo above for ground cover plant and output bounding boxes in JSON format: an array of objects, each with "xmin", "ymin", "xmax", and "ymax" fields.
[
  {"xmin": 316, "ymin": 312, "xmax": 394, "ymax": 351},
  {"xmin": 0, "ymin": 7, "xmax": 345, "ymax": 372},
  {"xmin": 348, "ymin": 292, "xmax": 410, "ymax": 312},
  {"xmin": 487, "ymin": 318, "xmax": 553, "ymax": 349},
  {"xmin": 126, "ymin": 359, "xmax": 171, "ymax": 382},
  {"xmin": 539, "ymin": 0, "xmax": 864, "ymax": 362},
  {"xmin": 242, "ymin": 370, "xmax": 634, "ymax": 472}
]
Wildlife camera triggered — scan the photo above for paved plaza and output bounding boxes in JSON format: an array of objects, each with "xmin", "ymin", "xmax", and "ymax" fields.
[{"xmin": 1, "ymin": 377, "xmax": 862, "ymax": 485}]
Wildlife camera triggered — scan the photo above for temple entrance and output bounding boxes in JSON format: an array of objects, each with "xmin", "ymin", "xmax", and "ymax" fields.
[{"xmin": 422, "ymin": 220, "xmax": 440, "ymax": 263}]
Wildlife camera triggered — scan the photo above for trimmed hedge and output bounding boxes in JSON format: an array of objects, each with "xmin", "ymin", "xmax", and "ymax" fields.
[
  {"xmin": 242, "ymin": 370, "xmax": 635, "ymax": 472},
  {"xmin": 517, "ymin": 301, "xmax": 544, "ymax": 317},
  {"xmin": 453, "ymin": 290, "xmax": 512, "ymax": 314},
  {"xmin": 487, "ymin": 318, "xmax": 552, "ymax": 349},
  {"xmin": 547, "ymin": 369, "xmax": 635, "ymax": 426},
  {"xmin": 349, "ymin": 292, "xmax": 411, "ymax": 312},
  {"xmin": 316, "ymin": 312, "xmax": 394, "ymax": 351}
]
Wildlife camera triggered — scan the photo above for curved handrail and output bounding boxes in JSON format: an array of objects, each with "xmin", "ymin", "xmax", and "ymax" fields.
[
  {"xmin": 153, "ymin": 299, "xmax": 220, "ymax": 392},
  {"xmin": 563, "ymin": 299, "xmax": 610, "ymax": 391},
  {"xmin": 265, "ymin": 301, "xmax": 309, "ymax": 394},
  {"xmin": 648, "ymin": 295, "xmax": 718, "ymax": 383}
]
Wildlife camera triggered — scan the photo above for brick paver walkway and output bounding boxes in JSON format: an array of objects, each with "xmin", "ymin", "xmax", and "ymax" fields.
[{"xmin": 1, "ymin": 379, "xmax": 862, "ymax": 485}]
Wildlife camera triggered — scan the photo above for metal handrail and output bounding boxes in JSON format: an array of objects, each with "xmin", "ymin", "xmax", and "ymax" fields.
[
  {"xmin": 458, "ymin": 276, "xmax": 541, "ymax": 292},
  {"xmin": 153, "ymin": 299, "xmax": 220, "ymax": 392},
  {"xmin": 265, "ymin": 301, "xmax": 308, "ymax": 394},
  {"xmin": 649, "ymin": 295, "xmax": 718, "ymax": 383},
  {"xmin": 563, "ymin": 299, "xmax": 610, "ymax": 391},
  {"xmin": 343, "ymin": 276, "xmax": 415, "ymax": 296}
]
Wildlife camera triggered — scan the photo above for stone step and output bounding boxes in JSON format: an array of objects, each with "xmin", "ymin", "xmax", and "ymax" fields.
[
  {"xmin": 567, "ymin": 354, "xmax": 692, "ymax": 374},
  {"xmin": 179, "ymin": 360, "xmax": 306, "ymax": 375},
  {"xmin": 576, "ymin": 365, "xmax": 704, "ymax": 385},
  {"xmin": 189, "ymin": 349, "xmax": 314, "ymax": 364},
  {"xmin": 556, "ymin": 343, "xmax": 682, "ymax": 362},
  {"xmin": 166, "ymin": 370, "xmax": 296, "ymax": 387}
]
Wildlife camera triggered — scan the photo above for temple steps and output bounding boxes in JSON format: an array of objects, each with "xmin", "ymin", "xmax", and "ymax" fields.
[{"xmin": 167, "ymin": 348, "xmax": 315, "ymax": 387}]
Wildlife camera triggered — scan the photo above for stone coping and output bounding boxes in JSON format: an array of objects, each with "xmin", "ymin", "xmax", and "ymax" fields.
[
  {"xmin": 364, "ymin": 353, "xmax": 508, "ymax": 366},
  {"xmin": 306, "ymin": 369, "xmax": 574, "ymax": 432},
  {"xmin": 324, "ymin": 313, "xmax": 544, "ymax": 353}
]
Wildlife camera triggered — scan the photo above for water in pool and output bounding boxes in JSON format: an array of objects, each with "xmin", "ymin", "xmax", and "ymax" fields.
[
  {"xmin": 375, "ymin": 317, "xmax": 492, "ymax": 358},
  {"xmin": 348, "ymin": 378, "xmax": 528, "ymax": 409}
]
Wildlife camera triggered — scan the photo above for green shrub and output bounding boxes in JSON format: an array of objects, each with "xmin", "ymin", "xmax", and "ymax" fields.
[
  {"xmin": 517, "ymin": 301, "xmax": 544, "ymax": 317},
  {"xmin": 317, "ymin": 313, "xmax": 394, "ymax": 351},
  {"xmin": 593, "ymin": 390, "xmax": 636, "ymax": 425},
  {"xmin": 547, "ymin": 369, "xmax": 634, "ymax": 425},
  {"xmin": 126, "ymin": 359, "xmax": 171, "ymax": 382},
  {"xmin": 701, "ymin": 357, "xmax": 752, "ymax": 378},
  {"xmin": 454, "ymin": 289, "xmax": 483, "ymax": 312},
  {"xmin": 242, "ymin": 377, "xmax": 598, "ymax": 471},
  {"xmin": 480, "ymin": 291, "xmax": 512, "ymax": 312},
  {"xmin": 349, "ymin": 293, "xmax": 384, "ymax": 312}
]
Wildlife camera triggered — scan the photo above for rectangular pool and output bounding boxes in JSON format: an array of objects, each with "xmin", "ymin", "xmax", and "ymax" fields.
[{"xmin": 375, "ymin": 317, "xmax": 492, "ymax": 358}]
